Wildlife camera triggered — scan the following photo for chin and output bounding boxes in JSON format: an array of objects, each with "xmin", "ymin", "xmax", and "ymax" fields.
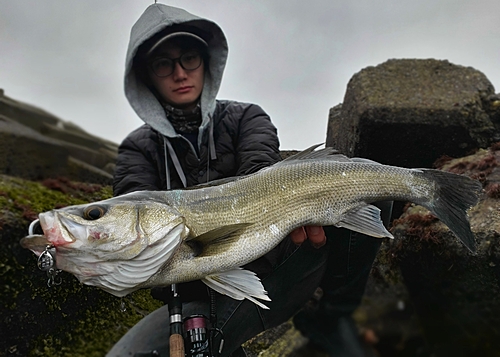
[{"xmin": 169, "ymin": 98, "xmax": 200, "ymax": 110}]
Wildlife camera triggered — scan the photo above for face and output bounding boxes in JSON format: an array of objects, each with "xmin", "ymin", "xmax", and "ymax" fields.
[{"xmin": 146, "ymin": 41, "xmax": 205, "ymax": 110}]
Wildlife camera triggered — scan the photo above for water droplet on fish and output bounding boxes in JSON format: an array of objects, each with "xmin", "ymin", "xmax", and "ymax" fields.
[{"xmin": 120, "ymin": 299, "xmax": 127, "ymax": 312}]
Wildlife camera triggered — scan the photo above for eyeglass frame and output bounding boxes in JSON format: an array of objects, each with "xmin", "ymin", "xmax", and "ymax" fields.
[{"xmin": 148, "ymin": 51, "xmax": 203, "ymax": 78}]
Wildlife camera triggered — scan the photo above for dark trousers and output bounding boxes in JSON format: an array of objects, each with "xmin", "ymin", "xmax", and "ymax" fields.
[{"xmin": 107, "ymin": 202, "xmax": 391, "ymax": 357}]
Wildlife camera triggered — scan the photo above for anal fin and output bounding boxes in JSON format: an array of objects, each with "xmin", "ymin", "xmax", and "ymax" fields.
[{"xmin": 336, "ymin": 205, "xmax": 393, "ymax": 238}]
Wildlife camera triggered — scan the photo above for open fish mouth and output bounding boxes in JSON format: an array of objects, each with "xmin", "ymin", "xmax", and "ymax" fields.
[
  {"xmin": 21, "ymin": 215, "xmax": 77, "ymax": 254},
  {"xmin": 20, "ymin": 232, "xmax": 51, "ymax": 257},
  {"xmin": 40, "ymin": 213, "xmax": 77, "ymax": 246},
  {"xmin": 28, "ymin": 219, "xmax": 44, "ymax": 237},
  {"xmin": 21, "ymin": 219, "xmax": 63, "ymax": 287},
  {"xmin": 20, "ymin": 219, "xmax": 55, "ymax": 255}
]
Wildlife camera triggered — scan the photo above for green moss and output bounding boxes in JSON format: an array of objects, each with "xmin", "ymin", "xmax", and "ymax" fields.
[
  {"xmin": 30, "ymin": 290, "xmax": 162, "ymax": 357},
  {"xmin": 0, "ymin": 174, "xmax": 163, "ymax": 356},
  {"xmin": 0, "ymin": 175, "xmax": 112, "ymax": 222}
]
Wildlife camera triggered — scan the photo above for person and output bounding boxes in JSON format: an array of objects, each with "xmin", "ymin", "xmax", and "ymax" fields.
[{"xmin": 108, "ymin": 4, "xmax": 390, "ymax": 357}]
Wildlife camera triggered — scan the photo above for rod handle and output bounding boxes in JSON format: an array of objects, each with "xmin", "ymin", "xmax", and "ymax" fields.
[{"xmin": 169, "ymin": 333, "xmax": 185, "ymax": 357}]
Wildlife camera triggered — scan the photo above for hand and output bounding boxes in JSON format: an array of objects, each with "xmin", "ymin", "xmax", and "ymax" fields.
[{"xmin": 290, "ymin": 226, "xmax": 326, "ymax": 248}]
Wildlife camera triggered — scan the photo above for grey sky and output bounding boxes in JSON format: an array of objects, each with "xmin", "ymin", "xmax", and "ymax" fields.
[{"xmin": 1, "ymin": 0, "xmax": 499, "ymax": 149}]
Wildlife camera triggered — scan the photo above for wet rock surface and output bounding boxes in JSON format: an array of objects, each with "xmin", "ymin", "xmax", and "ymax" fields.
[{"xmin": 0, "ymin": 89, "xmax": 118, "ymax": 185}]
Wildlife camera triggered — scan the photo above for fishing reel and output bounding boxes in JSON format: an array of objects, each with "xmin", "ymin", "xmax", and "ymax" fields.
[
  {"xmin": 134, "ymin": 314, "xmax": 220, "ymax": 357},
  {"xmin": 183, "ymin": 314, "xmax": 211, "ymax": 357},
  {"xmin": 169, "ymin": 285, "xmax": 223, "ymax": 357}
]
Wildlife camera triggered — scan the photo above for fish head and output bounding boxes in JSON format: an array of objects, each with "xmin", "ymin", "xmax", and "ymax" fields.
[{"xmin": 20, "ymin": 194, "xmax": 188, "ymax": 296}]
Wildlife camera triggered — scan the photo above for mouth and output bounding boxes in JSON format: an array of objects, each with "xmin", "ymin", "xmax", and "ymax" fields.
[
  {"xmin": 20, "ymin": 218, "xmax": 52, "ymax": 256},
  {"xmin": 40, "ymin": 213, "xmax": 77, "ymax": 246},
  {"xmin": 20, "ymin": 233, "xmax": 52, "ymax": 257},
  {"xmin": 20, "ymin": 214, "xmax": 73, "ymax": 256},
  {"xmin": 174, "ymin": 86, "xmax": 193, "ymax": 93},
  {"xmin": 22, "ymin": 212, "xmax": 78, "ymax": 252}
]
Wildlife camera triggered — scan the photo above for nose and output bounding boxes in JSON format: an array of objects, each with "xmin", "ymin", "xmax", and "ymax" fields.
[{"xmin": 171, "ymin": 61, "xmax": 187, "ymax": 81}]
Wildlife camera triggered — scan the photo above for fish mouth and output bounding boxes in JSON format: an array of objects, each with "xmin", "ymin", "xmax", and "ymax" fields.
[
  {"xmin": 38, "ymin": 212, "xmax": 79, "ymax": 246},
  {"xmin": 21, "ymin": 215, "xmax": 92, "ymax": 276},
  {"xmin": 20, "ymin": 212, "xmax": 79, "ymax": 257},
  {"xmin": 20, "ymin": 233, "xmax": 51, "ymax": 257},
  {"xmin": 19, "ymin": 219, "xmax": 49, "ymax": 256}
]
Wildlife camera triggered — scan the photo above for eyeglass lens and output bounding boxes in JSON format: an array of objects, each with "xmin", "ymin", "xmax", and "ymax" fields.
[{"xmin": 151, "ymin": 51, "xmax": 202, "ymax": 77}]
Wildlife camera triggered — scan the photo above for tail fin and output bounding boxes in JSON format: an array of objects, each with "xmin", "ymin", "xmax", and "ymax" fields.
[{"xmin": 422, "ymin": 169, "xmax": 482, "ymax": 253}]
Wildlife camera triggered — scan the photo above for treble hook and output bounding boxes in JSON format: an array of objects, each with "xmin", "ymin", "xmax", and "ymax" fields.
[
  {"xmin": 37, "ymin": 245, "xmax": 62, "ymax": 287},
  {"xmin": 47, "ymin": 268, "xmax": 62, "ymax": 287}
]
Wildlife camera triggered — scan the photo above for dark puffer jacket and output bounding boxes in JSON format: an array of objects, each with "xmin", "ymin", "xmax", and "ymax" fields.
[
  {"xmin": 113, "ymin": 100, "xmax": 281, "ymax": 195},
  {"xmin": 115, "ymin": 4, "xmax": 285, "ymax": 302}
]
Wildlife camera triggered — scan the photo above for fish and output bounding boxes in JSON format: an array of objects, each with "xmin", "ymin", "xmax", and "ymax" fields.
[{"xmin": 20, "ymin": 146, "xmax": 482, "ymax": 308}]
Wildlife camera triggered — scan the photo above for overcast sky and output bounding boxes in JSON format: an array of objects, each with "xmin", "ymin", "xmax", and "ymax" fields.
[{"xmin": 1, "ymin": 0, "xmax": 499, "ymax": 149}]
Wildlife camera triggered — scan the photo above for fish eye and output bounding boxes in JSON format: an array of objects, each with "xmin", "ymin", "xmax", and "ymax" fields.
[{"xmin": 83, "ymin": 206, "xmax": 106, "ymax": 220}]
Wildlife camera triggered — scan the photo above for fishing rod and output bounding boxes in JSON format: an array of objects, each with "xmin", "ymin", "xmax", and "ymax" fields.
[
  {"xmin": 169, "ymin": 283, "xmax": 219, "ymax": 357},
  {"xmin": 169, "ymin": 284, "xmax": 185, "ymax": 357}
]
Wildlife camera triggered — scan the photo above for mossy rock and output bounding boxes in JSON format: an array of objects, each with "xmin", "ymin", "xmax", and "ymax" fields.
[
  {"xmin": 381, "ymin": 145, "xmax": 500, "ymax": 356},
  {"xmin": 0, "ymin": 175, "xmax": 162, "ymax": 356},
  {"xmin": 327, "ymin": 59, "xmax": 498, "ymax": 168}
]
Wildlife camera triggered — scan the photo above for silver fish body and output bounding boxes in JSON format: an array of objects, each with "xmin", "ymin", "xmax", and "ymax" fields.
[{"xmin": 20, "ymin": 148, "xmax": 482, "ymax": 308}]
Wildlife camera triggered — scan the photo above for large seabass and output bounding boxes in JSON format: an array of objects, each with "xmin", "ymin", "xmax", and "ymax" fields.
[{"xmin": 21, "ymin": 146, "xmax": 482, "ymax": 308}]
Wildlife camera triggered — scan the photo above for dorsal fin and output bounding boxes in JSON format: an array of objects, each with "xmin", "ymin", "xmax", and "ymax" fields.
[
  {"xmin": 277, "ymin": 144, "xmax": 350, "ymax": 165},
  {"xmin": 185, "ymin": 144, "xmax": 351, "ymax": 190}
]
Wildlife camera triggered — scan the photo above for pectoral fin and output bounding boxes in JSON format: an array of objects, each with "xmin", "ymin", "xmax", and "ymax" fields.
[
  {"xmin": 202, "ymin": 268, "xmax": 271, "ymax": 309},
  {"xmin": 336, "ymin": 205, "xmax": 393, "ymax": 238},
  {"xmin": 188, "ymin": 223, "xmax": 253, "ymax": 257}
]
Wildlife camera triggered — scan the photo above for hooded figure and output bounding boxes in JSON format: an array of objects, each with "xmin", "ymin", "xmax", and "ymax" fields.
[
  {"xmin": 113, "ymin": 3, "xmax": 282, "ymax": 195},
  {"xmin": 110, "ymin": 4, "xmax": 388, "ymax": 357}
]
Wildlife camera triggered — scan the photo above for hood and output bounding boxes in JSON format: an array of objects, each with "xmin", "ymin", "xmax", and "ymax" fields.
[{"xmin": 124, "ymin": 4, "xmax": 228, "ymax": 140}]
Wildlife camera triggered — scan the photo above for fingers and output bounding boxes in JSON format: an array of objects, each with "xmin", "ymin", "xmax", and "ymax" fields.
[
  {"xmin": 289, "ymin": 227, "xmax": 307, "ymax": 245},
  {"xmin": 289, "ymin": 226, "xmax": 326, "ymax": 248},
  {"xmin": 305, "ymin": 226, "xmax": 326, "ymax": 248}
]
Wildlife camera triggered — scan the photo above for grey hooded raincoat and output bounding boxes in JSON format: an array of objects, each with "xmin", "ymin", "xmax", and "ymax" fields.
[{"xmin": 113, "ymin": 4, "xmax": 281, "ymax": 195}]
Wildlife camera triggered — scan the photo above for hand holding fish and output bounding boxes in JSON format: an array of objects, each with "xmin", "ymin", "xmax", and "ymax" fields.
[{"xmin": 290, "ymin": 226, "xmax": 326, "ymax": 248}]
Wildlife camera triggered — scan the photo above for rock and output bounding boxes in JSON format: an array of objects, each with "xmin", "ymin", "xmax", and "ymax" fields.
[
  {"xmin": 356, "ymin": 145, "xmax": 500, "ymax": 357},
  {"xmin": 3, "ymin": 58, "xmax": 500, "ymax": 356},
  {"xmin": 352, "ymin": 248, "xmax": 428, "ymax": 357},
  {"xmin": 0, "ymin": 90, "xmax": 118, "ymax": 184},
  {"xmin": 326, "ymin": 59, "xmax": 498, "ymax": 168},
  {"xmin": 321, "ymin": 60, "xmax": 500, "ymax": 357},
  {"xmin": 0, "ymin": 175, "xmax": 163, "ymax": 356}
]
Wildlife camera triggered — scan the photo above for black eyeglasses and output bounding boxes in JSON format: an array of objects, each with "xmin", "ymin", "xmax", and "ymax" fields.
[{"xmin": 149, "ymin": 51, "xmax": 203, "ymax": 77}]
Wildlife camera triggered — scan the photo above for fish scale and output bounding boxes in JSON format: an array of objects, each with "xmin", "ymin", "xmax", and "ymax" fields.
[{"xmin": 150, "ymin": 161, "xmax": 435, "ymax": 285}]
